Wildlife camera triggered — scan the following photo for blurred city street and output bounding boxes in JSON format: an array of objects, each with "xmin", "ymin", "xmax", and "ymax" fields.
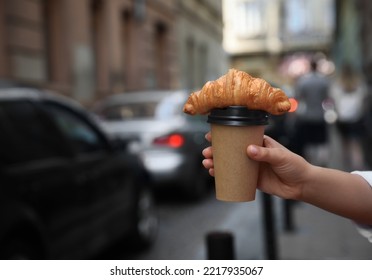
[
  {"xmin": 96, "ymin": 187, "xmax": 262, "ymax": 260},
  {"xmin": 133, "ymin": 191, "xmax": 264, "ymax": 260},
  {"xmin": 100, "ymin": 188, "xmax": 372, "ymax": 260},
  {"xmin": 2, "ymin": 0, "xmax": 372, "ymax": 260},
  {"xmin": 278, "ymin": 201, "xmax": 372, "ymax": 259},
  {"xmin": 95, "ymin": 124, "xmax": 372, "ymax": 260}
]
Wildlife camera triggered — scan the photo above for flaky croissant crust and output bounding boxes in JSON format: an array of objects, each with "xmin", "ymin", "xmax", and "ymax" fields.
[{"xmin": 183, "ymin": 68, "xmax": 291, "ymax": 115}]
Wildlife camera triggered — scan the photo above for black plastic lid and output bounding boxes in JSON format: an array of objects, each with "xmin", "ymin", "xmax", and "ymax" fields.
[{"xmin": 207, "ymin": 106, "xmax": 269, "ymax": 126}]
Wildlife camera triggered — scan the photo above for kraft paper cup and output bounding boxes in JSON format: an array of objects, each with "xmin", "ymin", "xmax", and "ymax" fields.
[{"xmin": 207, "ymin": 106, "xmax": 268, "ymax": 202}]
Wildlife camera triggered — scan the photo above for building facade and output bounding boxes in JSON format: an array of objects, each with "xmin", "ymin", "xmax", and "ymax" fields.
[
  {"xmin": 176, "ymin": 0, "xmax": 228, "ymax": 91},
  {"xmin": 0, "ymin": 0, "xmax": 227, "ymax": 105},
  {"xmin": 222, "ymin": 0, "xmax": 335, "ymax": 84}
]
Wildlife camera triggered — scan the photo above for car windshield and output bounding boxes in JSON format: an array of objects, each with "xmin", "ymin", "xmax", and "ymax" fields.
[
  {"xmin": 103, "ymin": 102, "xmax": 158, "ymax": 120},
  {"xmin": 102, "ymin": 92, "xmax": 185, "ymax": 121},
  {"xmin": 154, "ymin": 93, "xmax": 184, "ymax": 120}
]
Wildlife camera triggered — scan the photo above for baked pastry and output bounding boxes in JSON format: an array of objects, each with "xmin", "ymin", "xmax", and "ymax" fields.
[{"xmin": 183, "ymin": 68, "xmax": 291, "ymax": 115}]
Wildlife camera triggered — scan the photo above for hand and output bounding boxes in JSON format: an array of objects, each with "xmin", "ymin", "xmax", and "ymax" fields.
[{"xmin": 202, "ymin": 132, "xmax": 311, "ymax": 200}]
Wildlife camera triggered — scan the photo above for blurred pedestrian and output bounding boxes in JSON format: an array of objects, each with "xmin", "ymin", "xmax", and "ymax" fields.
[
  {"xmin": 202, "ymin": 133, "xmax": 372, "ymax": 237},
  {"xmin": 293, "ymin": 57, "xmax": 330, "ymax": 165},
  {"xmin": 330, "ymin": 63, "xmax": 368, "ymax": 171}
]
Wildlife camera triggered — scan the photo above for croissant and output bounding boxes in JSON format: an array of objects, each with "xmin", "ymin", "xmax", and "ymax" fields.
[{"xmin": 183, "ymin": 68, "xmax": 291, "ymax": 115}]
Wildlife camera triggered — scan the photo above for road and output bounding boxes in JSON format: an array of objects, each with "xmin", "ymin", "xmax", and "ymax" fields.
[
  {"xmin": 133, "ymin": 124, "xmax": 340, "ymax": 260},
  {"xmin": 101, "ymin": 188, "xmax": 273, "ymax": 260},
  {"xmin": 98, "ymin": 124, "xmax": 366, "ymax": 260},
  {"xmin": 139, "ymin": 191, "xmax": 267, "ymax": 260}
]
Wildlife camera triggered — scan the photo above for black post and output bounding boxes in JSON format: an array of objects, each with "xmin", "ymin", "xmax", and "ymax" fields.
[
  {"xmin": 260, "ymin": 193, "xmax": 277, "ymax": 259},
  {"xmin": 283, "ymin": 199, "xmax": 295, "ymax": 232},
  {"xmin": 206, "ymin": 231, "xmax": 235, "ymax": 260}
]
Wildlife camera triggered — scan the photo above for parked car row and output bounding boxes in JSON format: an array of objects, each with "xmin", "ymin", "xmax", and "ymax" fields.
[
  {"xmin": 0, "ymin": 83, "xmax": 296, "ymax": 259},
  {"xmin": 0, "ymin": 87, "xmax": 158, "ymax": 259}
]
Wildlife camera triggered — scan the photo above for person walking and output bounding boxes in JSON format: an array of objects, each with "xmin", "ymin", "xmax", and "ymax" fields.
[
  {"xmin": 330, "ymin": 63, "xmax": 368, "ymax": 171},
  {"xmin": 293, "ymin": 57, "xmax": 330, "ymax": 165}
]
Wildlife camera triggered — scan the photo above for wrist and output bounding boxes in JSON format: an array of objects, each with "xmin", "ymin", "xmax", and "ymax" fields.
[{"xmin": 295, "ymin": 161, "xmax": 318, "ymax": 202}]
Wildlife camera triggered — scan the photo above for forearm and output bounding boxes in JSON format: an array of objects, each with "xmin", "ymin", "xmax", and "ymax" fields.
[{"xmin": 300, "ymin": 166, "xmax": 372, "ymax": 225}]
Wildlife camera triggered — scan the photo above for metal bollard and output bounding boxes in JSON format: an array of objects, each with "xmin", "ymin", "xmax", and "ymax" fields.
[
  {"xmin": 206, "ymin": 231, "xmax": 235, "ymax": 260},
  {"xmin": 283, "ymin": 199, "xmax": 295, "ymax": 232},
  {"xmin": 260, "ymin": 193, "xmax": 277, "ymax": 259}
]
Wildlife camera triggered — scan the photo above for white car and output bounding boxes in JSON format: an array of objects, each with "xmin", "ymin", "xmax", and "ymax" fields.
[{"xmin": 94, "ymin": 90, "xmax": 212, "ymax": 199}]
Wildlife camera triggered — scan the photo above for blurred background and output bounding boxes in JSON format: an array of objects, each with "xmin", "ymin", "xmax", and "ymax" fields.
[{"xmin": 1, "ymin": 0, "xmax": 372, "ymax": 260}]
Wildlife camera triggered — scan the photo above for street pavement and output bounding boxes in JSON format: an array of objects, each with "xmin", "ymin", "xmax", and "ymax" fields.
[
  {"xmin": 129, "ymin": 190, "xmax": 372, "ymax": 260},
  {"xmin": 129, "ymin": 192, "xmax": 265, "ymax": 260},
  {"xmin": 277, "ymin": 201, "xmax": 372, "ymax": 259},
  {"xmin": 225, "ymin": 122, "xmax": 372, "ymax": 260},
  {"xmin": 275, "ymin": 123, "xmax": 372, "ymax": 259},
  {"xmin": 114, "ymin": 124, "xmax": 372, "ymax": 260}
]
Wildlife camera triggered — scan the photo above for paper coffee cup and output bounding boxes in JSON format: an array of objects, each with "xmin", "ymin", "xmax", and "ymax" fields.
[{"xmin": 207, "ymin": 106, "xmax": 268, "ymax": 202}]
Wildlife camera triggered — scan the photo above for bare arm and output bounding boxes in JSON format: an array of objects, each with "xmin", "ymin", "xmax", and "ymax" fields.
[
  {"xmin": 203, "ymin": 133, "xmax": 372, "ymax": 224},
  {"xmin": 301, "ymin": 166, "xmax": 372, "ymax": 225},
  {"xmin": 246, "ymin": 136, "xmax": 372, "ymax": 225}
]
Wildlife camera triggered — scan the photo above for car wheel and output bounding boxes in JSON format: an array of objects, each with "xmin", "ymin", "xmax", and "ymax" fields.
[{"xmin": 133, "ymin": 187, "xmax": 158, "ymax": 248}]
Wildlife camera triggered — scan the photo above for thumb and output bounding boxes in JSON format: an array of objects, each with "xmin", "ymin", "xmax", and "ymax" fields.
[
  {"xmin": 247, "ymin": 135, "xmax": 287, "ymax": 165},
  {"xmin": 247, "ymin": 144, "xmax": 285, "ymax": 166}
]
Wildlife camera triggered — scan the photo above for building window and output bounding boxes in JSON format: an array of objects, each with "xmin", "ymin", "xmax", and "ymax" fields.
[
  {"xmin": 284, "ymin": 0, "xmax": 308, "ymax": 35},
  {"xmin": 284, "ymin": 0, "xmax": 335, "ymax": 36},
  {"xmin": 233, "ymin": 0, "xmax": 266, "ymax": 38}
]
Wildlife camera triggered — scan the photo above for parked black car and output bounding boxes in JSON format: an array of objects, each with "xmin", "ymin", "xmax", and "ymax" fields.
[
  {"xmin": 0, "ymin": 88, "xmax": 158, "ymax": 259},
  {"xmin": 94, "ymin": 90, "xmax": 212, "ymax": 199}
]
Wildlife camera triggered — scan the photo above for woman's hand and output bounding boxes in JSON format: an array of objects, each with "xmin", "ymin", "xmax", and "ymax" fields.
[
  {"xmin": 203, "ymin": 132, "xmax": 372, "ymax": 224},
  {"xmin": 202, "ymin": 132, "xmax": 312, "ymax": 200}
]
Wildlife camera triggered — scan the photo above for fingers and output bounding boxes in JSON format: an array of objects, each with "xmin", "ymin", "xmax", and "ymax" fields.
[
  {"xmin": 205, "ymin": 131, "xmax": 212, "ymax": 142},
  {"xmin": 202, "ymin": 158, "xmax": 214, "ymax": 177},
  {"xmin": 204, "ymin": 166, "xmax": 215, "ymax": 177},
  {"xmin": 208, "ymin": 168, "xmax": 215, "ymax": 177},
  {"xmin": 202, "ymin": 142, "xmax": 214, "ymax": 177},
  {"xmin": 202, "ymin": 158, "xmax": 213, "ymax": 170},
  {"xmin": 203, "ymin": 133, "xmax": 289, "ymax": 177},
  {"xmin": 202, "ymin": 147, "xmax": 214, "ymax": 177},
  {"xmin": 204, "ymin": 134, "xmax": 285, "ymax": 164},
  {"xmin": 202, "ymin": 146, "xmax": 213, "ymax": 159}
]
